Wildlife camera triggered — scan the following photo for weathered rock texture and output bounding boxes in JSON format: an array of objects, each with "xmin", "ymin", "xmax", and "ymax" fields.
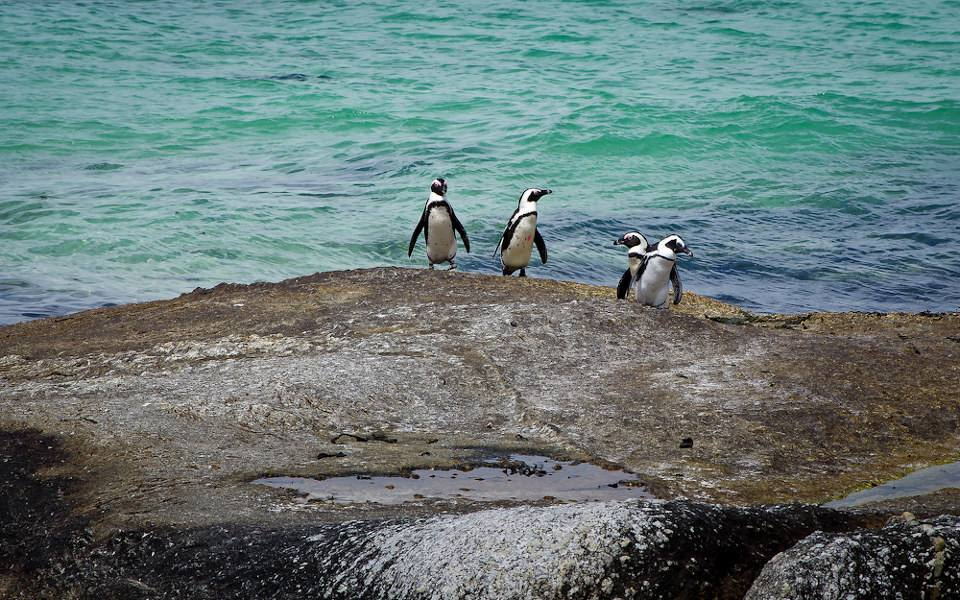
[
  {"xmin": 2, "ymin": 268, "xmax": 958, "ymax": 529},
  {"xmin": 40, "ymin": 499, "xmax": 858, "ymax": 600},
  {"xmin": 1, "ymin": 268, "xmax": 959, "ymax": 597},
  {"xmin": 746, "ymin": 513, "xmax": 960, "ymax": 599}
]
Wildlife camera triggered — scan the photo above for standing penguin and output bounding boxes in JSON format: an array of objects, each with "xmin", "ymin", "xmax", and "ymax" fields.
[
  {"xmin": 493, "ymin": 188, "xmax": 551, "ymax": 276},
  {"xmin": 408, "ymin": 177, "xmax": 470, "ymax": 270},
  {"xmin": 613, "ymin": 231, "xmax": 650, "ymax": 300},
  {"xmin": 618, "ymin": 234, "xmax": 693, "ymax": 307}
]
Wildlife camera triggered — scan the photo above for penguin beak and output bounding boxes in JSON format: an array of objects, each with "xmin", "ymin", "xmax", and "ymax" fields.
[
  {"xmin": 614, "ymin": 237, "xmax": 626, "ymax": 246},
  {"xmin": 532, "ymin": 189, "xmax": 552, "ymax": 201},
  {"xmin": 680, "ymin": 247, "xmax": 694, "ymax": 257}
]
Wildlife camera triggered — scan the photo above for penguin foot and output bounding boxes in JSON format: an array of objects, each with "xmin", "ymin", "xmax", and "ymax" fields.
[
  {"xmin": 446, "ymin": 262, "xmax": 457, "ymax": 271},
  {"xmin": 519, "ymin": 269, "xmax": 527, "ymax": 277},
  {"xmin": 429, "ymin": 264, "xmax": 435, "ymax": 270}
]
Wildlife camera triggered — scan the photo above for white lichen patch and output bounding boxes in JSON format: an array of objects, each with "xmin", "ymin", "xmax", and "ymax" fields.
[
  {"xmin": 0, "ymin": 334, "xmax": 318, "ymax": 382},
  {"xmin": 150, "ymin": 334, "xmax": 315, "ymax": 362},
  {"xmin": 323, "ymin": 500, "xmax": 677, "ymax": 599}
]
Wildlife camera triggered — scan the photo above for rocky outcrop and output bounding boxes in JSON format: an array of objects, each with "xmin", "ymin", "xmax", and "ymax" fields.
[
  {"xmin": 1, "ymin": 268, "xmax": 958, "ymax": 531},
  {"xmin": 745, "ymin": 513, "xmax": 960, "ymax": 599},
  {"xmin": 40, "ymin": 500, "xmax": 860, "ymax": 600},
  {"xmin": 1, "ymin": 268, "xmax": 959, "ymax": 598}
]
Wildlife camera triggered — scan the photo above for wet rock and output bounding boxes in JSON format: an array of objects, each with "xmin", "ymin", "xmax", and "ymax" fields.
[
  {"xmin": 745, "ymin": 514, "xmax": 960, "ymax": 600},
  {"xmin": 331, "ymin": 432, "xmax": 368, "ymax": 443},
  {"xmin": 43, "ymin": 500, "xmax": 862, "ymax": 600}
]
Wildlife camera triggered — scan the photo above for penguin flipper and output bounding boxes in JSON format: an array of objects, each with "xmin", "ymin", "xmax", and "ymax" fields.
[
  {"xmin": 493, "ymin": 207, "xmax": 521, "ymax": 258},
  {"xmin": 670, "ymin": 264, "xmax": 683, "ymax": 305},
  {"xmin": 407, "ymin": 210, "xmax": 427, "ymax": 257},
  {"xmin": 493, "ymin": 223, "xmax": 512, "ymax": 258},
  {"xmin": 534, "ymin": 230, "xmax": 548, "ymax": 264},
  {"xmin": 450, "ymin": 209, "xmax": 470, "ymax": 253},
  {"xmin": 616, "ymin": 269, "xmax": 633, "ymax": 300},
  {"xmin": 493, "ymin": 227, "xmax": 507, "ymax": 258}
]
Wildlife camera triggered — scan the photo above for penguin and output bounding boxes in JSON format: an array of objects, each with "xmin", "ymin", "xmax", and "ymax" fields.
[
  {"xmin": 618, "ymin": 234, "xmax": 693, "ymax": 307},
  {"xmin": 613, "ymin": 231, "xmax": 650, "ymax": 300},
  {"xmin": 407, "ymin": 178, "xmax": 470, "ymax": 270},
  {"xmin": 493, "ymin": 188, "xmax": 551, "ymax": 276}
]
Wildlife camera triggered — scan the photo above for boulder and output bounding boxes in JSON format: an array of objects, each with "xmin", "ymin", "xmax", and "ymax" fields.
[
  {"xmin": 46, "ymin": 499, "xmax": 860, "ymax": 600},
  {"xmin": 745, "ymin": 513, "xmax": 960, "ymax": 600}
]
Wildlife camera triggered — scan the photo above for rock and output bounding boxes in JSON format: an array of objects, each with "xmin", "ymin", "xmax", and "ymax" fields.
[
  {"xmin": 316, "ymin": 451, "xmax": 347, "ymax": 460},
  {"xmin": 1, "ymin": 268, "xmax": 959, "ymax": 595},
  {"xmin": 1, "ymin": 268, "xmax": 957, "ymax": 520},
  {"xmin": 44, "ymin": 500, "xmax": 862, "ymax": 600},
  {"xmin": 745, "ymin": 514, "xmax": 960, "ymax": 600}
]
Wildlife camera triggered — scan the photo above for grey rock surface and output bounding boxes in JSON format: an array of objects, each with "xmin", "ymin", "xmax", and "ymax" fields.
[
  {"xmin": 745, "ymin": 513, "xmax": 960, "ymax": 600},
  {"xmin": 1, "ymin": 268, "xmax": 959, "ymax": 598},
  {"xmin": 1, "ymin": 268, "xmax": 958, "ymax": 534}
]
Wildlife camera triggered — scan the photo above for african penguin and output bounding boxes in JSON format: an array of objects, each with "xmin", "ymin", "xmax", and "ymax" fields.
[
  {"xmin": 619, "ymin": 234, "xmax": 693, "ymax": 307},
  {"xmin": 407, "ymin": 178, "xmax": 470, "ymax": 270},
  {"xmin": 613, "ymin": 231, "xmax": 650, "ymax": 300},
  {"xmin": 493, "ymin": 188, "xmax": 551, "ymax": 276}
]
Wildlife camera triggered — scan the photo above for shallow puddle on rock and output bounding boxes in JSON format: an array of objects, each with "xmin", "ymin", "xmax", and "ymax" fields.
[
  {"xmin": 254, "ymin": 454, "xmax": 653, "ymax": 504},
  {"xmin": 825, "ymin": 460, "xmax": 960, "ymax": 508}
]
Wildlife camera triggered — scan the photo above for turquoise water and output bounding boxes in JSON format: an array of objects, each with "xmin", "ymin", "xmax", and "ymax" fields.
[{"xmin": 2, "ymin": 1, "xmax": 958, "ymax": 324}]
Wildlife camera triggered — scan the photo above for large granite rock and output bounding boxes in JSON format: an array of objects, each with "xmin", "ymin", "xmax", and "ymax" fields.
[
  {"xmin": 746, "ymin": 513, "xmax": 960, "ymax": 600},
  {"xmin": 1, "ymin": 268, "xmax": 958, "ymax": 597},
  {"xmin": 1, "ymin": 268, "xmax": 958, "ymax": 532},
  {"xmin": 41, "ymin": 499, "xmax": 859, "ymax": 600}
]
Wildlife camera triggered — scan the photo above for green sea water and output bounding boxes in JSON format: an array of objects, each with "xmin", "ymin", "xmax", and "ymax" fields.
[{"xmin": 1, "ymin": 0, "xmax": 958, "ymax": 324}]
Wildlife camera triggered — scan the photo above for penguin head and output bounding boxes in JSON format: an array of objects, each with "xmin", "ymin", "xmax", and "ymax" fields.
[
  {"xmin": 430, "ymin": 178, "xmax": 447, "ymax": 196},
  {"xmin": 519, "ymin": 188, "xmax": 552, "ymax": 205},
  {"xmin": 614, "ymin": 231, "xmax": 649, "ymax": 251},
  {"xmin": 659, "ymin": 234, "xmax": 693, "ymax": 257}
]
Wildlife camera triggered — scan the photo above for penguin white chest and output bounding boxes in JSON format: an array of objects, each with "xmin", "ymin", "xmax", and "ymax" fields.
[
  {"xmin": 502, "ymin": 215, "xmax": 537, "ymax": 268},
  {"xmin": 637, "ymin": 258, "xmax": 674, "ymax": 307},
  {"xmin": 426, "ymin": 208, "xmax": 456, "ymax": 263}
]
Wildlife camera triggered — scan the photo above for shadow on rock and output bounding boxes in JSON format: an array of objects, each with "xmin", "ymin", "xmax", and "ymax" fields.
[{"xmin": 0, "ymin": 429, "xmax": 89, "ymax": 598}]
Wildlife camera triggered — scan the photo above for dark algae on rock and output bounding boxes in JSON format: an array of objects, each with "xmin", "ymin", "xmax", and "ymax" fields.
[
  {"xmin": 29, "ymin": 500, "xmax": 861, "ymax": 600},
  {"xmin": 0, "ymin": 429, "xmax": 89, "ymax": 598}
]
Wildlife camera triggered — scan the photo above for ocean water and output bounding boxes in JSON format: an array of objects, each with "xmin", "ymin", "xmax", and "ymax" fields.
[{"xmin": 2, "ymin": 0, "xmax": 958, "ymax": 325}]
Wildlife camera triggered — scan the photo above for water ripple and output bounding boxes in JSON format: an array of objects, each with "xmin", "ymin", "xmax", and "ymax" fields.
[{"xmin": 1, "ymin": 0, "xmax": 958, "ymax": 323}]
